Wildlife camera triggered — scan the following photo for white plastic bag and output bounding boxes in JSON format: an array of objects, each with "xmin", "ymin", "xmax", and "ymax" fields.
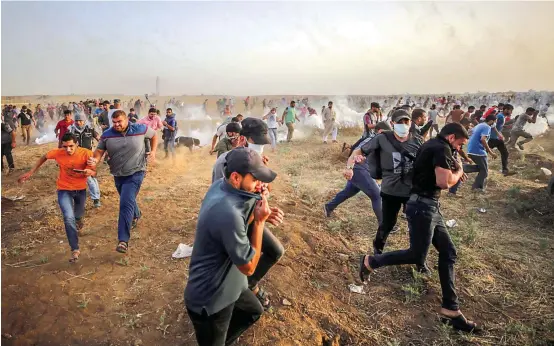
[{"xmin": 172, "ymin": 244, "xmax": 193, "ymax": 259}]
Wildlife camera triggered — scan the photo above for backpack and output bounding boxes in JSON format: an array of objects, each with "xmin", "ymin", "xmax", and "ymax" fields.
[{"xmin": 367, "ymin": 131, "xmax": 416, "ymax": 180}]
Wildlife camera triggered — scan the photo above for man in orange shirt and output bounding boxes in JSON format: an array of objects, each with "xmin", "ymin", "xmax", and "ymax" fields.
[{"xmin": 19, "ymin": 133, "xmax": 96, "ymax": 263}]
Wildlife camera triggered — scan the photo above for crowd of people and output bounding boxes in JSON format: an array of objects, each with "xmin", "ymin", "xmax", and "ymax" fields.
[{"xmin": 2, "ymin": 91, "xmax": 552, "ymax": 345}]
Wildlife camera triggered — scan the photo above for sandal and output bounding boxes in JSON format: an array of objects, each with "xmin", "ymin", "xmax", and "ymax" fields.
[
  {"xmin": 440, "ymin": 314, "xmax": 482, "ymax": 334},
  {"xmin": 116, "ymin": 241, "xmax": 128, "ymax": 254},
  {"xmin": 252, "ymin": 286, "xmax": 271, "ymax": 310},
  {"xmin": 69, "ymin": 250, "xmax": 80, "ymax": 263},
  {"xmin": 132, "ymin": 214, "xmax": 141, "ymax": 229},
  {"xmin": 359, "ymin": 255, "xmax": 373, "ymax": 282}
]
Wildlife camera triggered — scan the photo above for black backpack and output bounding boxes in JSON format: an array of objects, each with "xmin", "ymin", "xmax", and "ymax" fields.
[{"xmin": 367, "ymin": 131, "xmax": 416, "ymax": 180}]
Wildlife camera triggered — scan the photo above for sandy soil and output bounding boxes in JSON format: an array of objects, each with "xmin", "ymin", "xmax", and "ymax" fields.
[{"xmin": 1, "ymin": 105, "xmax": 553, "ymax": 345}]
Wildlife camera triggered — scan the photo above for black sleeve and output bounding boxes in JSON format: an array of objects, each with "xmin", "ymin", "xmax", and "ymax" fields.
[
  {"xmin": 419, "ymin": 120, "xmax": 433, "ymax": 136},
  {"xmin": 432, "ymin": 146, "xmax": 453, "ymax": 170}
]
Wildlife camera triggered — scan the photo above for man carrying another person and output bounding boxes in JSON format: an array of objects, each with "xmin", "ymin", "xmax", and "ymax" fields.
[
  {"xmin": 69, "ymin": 114, "xmax": 102, "ymax": 207},
  {"xmin": 90, "ymin": 110, "xmax": 158, "ymax": 254},
  {"xmin": 508, "ymin": 107, "xmax": 538, "ymax": 150},
  {"xmin": 18, "ymin": 133, "xmax": 96, "ymax": 263}
]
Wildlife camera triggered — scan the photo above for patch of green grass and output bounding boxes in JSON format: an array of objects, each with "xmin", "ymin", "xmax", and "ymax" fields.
[
  {"xmin": 504, "ymin": 321, "xmax": 536, "ymax": 343},
  {"xmin": 327, "ymin": 220, "xmax": 343, "ymax": 233},
  {"xmin": 507, "ymin": 185, "xmax": 521, "ymax": 198},
  {"xmin": 77, "ymin": 293, "xmax": 90, "ymax": 309},
  {"xmin": 39, "ymin": 255, "xmax": 49, "ymax": 264},
  {"xmin": 140, "ymin": 264, "xmax": 149, "ymax": 272},
  {"xmin": 401, "ymin": 269, "xmax": 426, "ymax": 303},
  {"xmin": 538, "ymin": 238, "xmax": 549, "ymax": 251},
  {"xmin": 116, "ymin": 257, "xmax": 129, "ymax": 266}
]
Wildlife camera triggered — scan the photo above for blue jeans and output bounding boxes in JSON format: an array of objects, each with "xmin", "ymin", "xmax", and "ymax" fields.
[
  {"xmin": 371, "ymin": 196, "xmax": 459, "ymax": 311},
  {"xmin": 87, "ymin": 176, "xmax": 101, "ymax": 200},
  {"xmin": 268, "ymin": 128, "xmax": 277, "ymax": 149},
  {"xmin": 164, "ymin": 132, "xmax": 176, "ymax": 156},
  {"xmin": 57, "ymin": 190, "xmax": 86, "ymax": 251},
  {"xmin": 448, "ymin": 164, "xmax": 480, "ymax": 194},
  {"xmin": 114, "ymin": 171, "xmax": 145, "ymax": 242},
  {"xmin": 326, "ymin": 166, "xmax": 383, "ymax": 224}
]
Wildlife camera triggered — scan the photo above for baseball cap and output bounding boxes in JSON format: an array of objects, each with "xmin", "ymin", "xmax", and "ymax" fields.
[
  {"xmin": 375, "ymin": 121, "xmax": 392, "ymax": 132},
  {"xmin": 370, "ymin": 102, "xmax": 380, "ymax": 109},
  {"xmin": 226, "ymin": 122, "xmax": 242, "ymax": 133},
  {"xmin": 391, "ymin": 109, "xmax": 411, "ymax": 123},
  {"xmin": 225, "ymin": 147, "xmax": 277, "ymax": 183},
  {"xmin": 240, "ymin": 118, "xmax": 271, "ymax": 145},
  {"xmin": 74, "ymin": 114, "xmax": 85, "ymax": 121}
]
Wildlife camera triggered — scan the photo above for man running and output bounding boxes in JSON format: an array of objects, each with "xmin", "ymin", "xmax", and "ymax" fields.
[
  {"xmin": 128, "ymin": 108, "xmax": 139, "ymax": 123},
  {"xmin": 488, "ymin": 104, "xmax": 513, "ymax": 176},
  {"xmin": 55, "ymin": 110, "xmax": 75, "ymax": 148},
  {"xmin": 18, "ymin": 106, "xmax": 35, "ymax": 145},
  {"xmin": 282, "ymin": 101, "xmax": 300, "ymax": 142},
  {"xmin": 137, "ymin": 108, "xmax": 164, "ymax": 131},
  {"xmin": 445, "ymin": 104, "xmax": 464, "ymax": 124},
  {"xmin": 428, "ymin": 104, "xmax": 440, "ymax": 137},
  {"xmin": 324, "ymin": 122, "xmax": 392, "ymax": 223},
  {"xmin": 210, "ymin": 115, "xmax": 243, "ymax": 155},
  {"xmin": 18, "ymin": 133, "xmax": 96, "ymax": 263},
  {"xmin": 359, "ymin": 123, "xmax": 481, "ymax": 334},
  {"xmin": 467, "ymin": 115, "xmax": 498, "ymax": 192},
  {"xmin": 362, "ymin": 102, "xmax": 381, "ymax": 139},
  {"xmin": 185, "ymin": 147, "xmax": 276, "ymax": 346},
  {"xmin": 508, "ymin": 107, "xmax": 537, "ymax": 150},
  {"xmin": 69, "ymin": 114, "xmax": 101, "ymax": 207},
  {"xmin": 214, "ymin": 122, "xmax": 242, "ymax": 158},
  {"xmin": 322, "ymin": 101, "xmax": 338, "ymax": 144},
  {"xmin": 262, "ymin": 108, "xmax": 280, "ymax": 152},
  {"xmin": 90, "ymin": 110, "xmax": 158, "ymax": 254}
]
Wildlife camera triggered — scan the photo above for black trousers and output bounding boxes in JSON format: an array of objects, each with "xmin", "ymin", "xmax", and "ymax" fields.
[
  {"xmin": 488, "ymin": 138, "xmax": 509, "ymax": 172},
  {"xmin": 247, "ymin": 227, "xmax": 285, "ymax": 289},
  {"xmin": 1, "ymin": 142, "xmax": 14, "ymax": 169},
  {"xmin": 371, "ymin": 196, "xmax": 459, "ymax": 311},
  {"xmin": 373, "ymin": 193, "xmax": 408, "ymax": 253},
  {"xmin": 186, "ymin": 290, "xmax": 263, "ymax": 346}
]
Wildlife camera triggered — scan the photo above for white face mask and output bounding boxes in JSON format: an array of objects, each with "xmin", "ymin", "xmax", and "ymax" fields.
[
  {"xmin": 248, "ymin": 143, "xmax": 264, "ymax": 154},
  {"xmin": 393, "ymin": 123, "xmax": 410, "ymax": 138}
]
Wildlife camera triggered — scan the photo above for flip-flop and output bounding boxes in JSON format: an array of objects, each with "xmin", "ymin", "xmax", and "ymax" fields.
[
  {"xmin": 116, "ymin": 241, "xmax": 128, "ymax": 254},
  {"xmin": 359, "ymin": 255, "xmax": 373, "ymax": 282},
  {"xmin": 440, "ymin": 314, "xmax": 483, "ymax": 334}
]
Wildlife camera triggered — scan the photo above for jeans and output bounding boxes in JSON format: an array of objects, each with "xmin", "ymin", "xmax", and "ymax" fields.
[
  {"xmin": 187, "ymin": 289, "xmax": 263, "ymax": 346},
  {"xmin": 164, "ymin": 133, "xmax": 176, "ymax": 157},
  {"xmin": 488, "ymin": 138, "xmax": 509, "ymax": 172},
  {"xmin": 468, "ymin": 154, "xmax": 488, "ymax": 190},
  {"xmin": 286, "ymin": 122, "xmax": 294, "ymax": 142},
  {"xmin": 114, "ymin": 171, "xmax": 145, "ymax": 243},
  {"xmin": 268, "ymin": 128, "xmax": 277, "ymax": 149},
  {"xmin": 247, "ymin": 227, "xmax": 285, "ymax": 289},
  {"xmin": 57, "ymin": 190, "xmax": 86, "ymax": 251},
  {"xmin": 448, "ymin": 164, "xmax": 480, "ymax": 194},
  {"xmin": 370, "ymin": 196, "xmax": 459, "ymax": 311},
  {"xmin": 373, "ymin": 193, "xmax": 408, "ymax": 253},
  {"xmin": 87, "ymin": 176, "xmax": 101, "ymax": 200},
  {"xmin": 326, "ymin": 167, "xmax": 383, "ymax": 224},
  {"xmin": 1, "ymin": 142, "xmax": 14, "ymax": 169}
]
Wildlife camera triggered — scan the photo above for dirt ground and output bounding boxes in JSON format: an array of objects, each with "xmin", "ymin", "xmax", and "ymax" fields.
[{"xmin": 1, "ymin": 115, "xmax": 554, "ymax": 345}]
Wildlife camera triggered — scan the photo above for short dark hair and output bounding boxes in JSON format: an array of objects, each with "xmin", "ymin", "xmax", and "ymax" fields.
[
  {"xmin": 61, "ymin": 132, "xmax": 78, "ymax": 143},
  {"xmin": 231, "ymin": 116, "xmax": 239, "ymax": 122},
  {"xmin": 526, "ymin": 107, "xmax": 535, "ymax": 113},
  {"xmin": 148, "ymin": 108, "xmax": 157, "ymax": 114},
  {"xmin": 498, "ymin": 103, "xmax": 504, "ymax": 108},
  {"xmin": 431, "ymin": 104, "xmax": 436, "ymax": 109},
  {"xmin": 480, "ymin": 105, "xmax": 487, "ymax": 109},
  {"xmin": 503, "ymin": 104, "xmax": 514, "ymax": 111},
  {"xmin": 102, "ymin": 100, "xmax": 110, "ymax": 105},
  {"xmin": 411, "ymin": 108, "xmax": 426, "ymax": 120},
  {"xmin": 236, "ymin": 114, "xmax": 243, "ymax": 118},
  {"xmin": 439, "ymin": 122, "xmax": 469, "ymax": 139},
  {"xmin": 111, "ymin": 110, "xmax": 126, "ymax": 119},
  {"xmin": 166, "ymin": 108, "xmax": 172, "ymax": 112},
  {"xmin": 468, "ymin": 106, "xmax": 475, "ymax": 110},
  {"xmin": 453, "ymin": 105, "xmax": 461, "ymax": 110},
  {"xmin": 130, "ymin": 108, "xmax": 135, "ymax": 112},
  {"xmin": 485, "ymin": 114, "xmax": 497, "ymax": 123},
  {"xmin": 64, "ymin": 109, "xmax": 72, "ymax": 115}
]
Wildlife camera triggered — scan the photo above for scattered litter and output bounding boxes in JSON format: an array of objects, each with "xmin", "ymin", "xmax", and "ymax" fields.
[
  {"xmin": 540, "ymin": 167, "xmax": 552, "ymax": 180},
  {"xmin": 282, "ymin": 298, "xmax": 292, "ymax": 306},
  {"xmin": 172, "ymin": 244, "xmax": 193, "ymax": 259},
  {"xmin": 348, "ymin": 284, "xmax": 366, "ymax": 294},
  {"xmin": 514, "ymin": 165, "xmax": 526, "ymax": 169},
  {"xmin": 477, "ymin": 208, "xmax": 487, "ymax": 213},
  {"xmin": 446, "ymin": 219, "xmax": 458, "ymax": 228},
  {"xmin": 59, "ymin": 241, "xmax": 63, "ymax": 244}
]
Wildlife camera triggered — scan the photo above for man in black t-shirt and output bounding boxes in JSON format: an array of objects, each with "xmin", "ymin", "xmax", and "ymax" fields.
[
  {"xmin": 359, "ymin": 123, "xmax": 482, "ymax": 334},
  {"xmin": 18, "ymin": 106, "xmax": 36, "ymax": 145}
]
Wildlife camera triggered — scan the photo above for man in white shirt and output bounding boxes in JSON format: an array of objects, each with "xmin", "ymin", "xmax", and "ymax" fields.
[{"xmin": 322, "ymin": 101, "xmax": 338, "ymax": 144}]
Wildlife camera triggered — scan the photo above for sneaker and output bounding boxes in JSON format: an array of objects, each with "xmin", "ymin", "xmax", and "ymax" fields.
[
  {"xmin": 93, "ymin": 199, "xmax": 101, "ymax": 208},
  {"xmin": 517, "ymin": 143, "xmax": 525, "ymax": 151},
  {"xmin": 323, "ymin": 204, "xmax": 332, "ymax": 218},
  {"xmin": 502, "ymin": 169, "xmax": 516, "ymax": 177}
]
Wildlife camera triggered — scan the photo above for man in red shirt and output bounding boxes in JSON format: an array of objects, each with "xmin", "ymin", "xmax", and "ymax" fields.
[{"xmin": 55, "ymin": 110, "xmax": 74, "ymax": 148}]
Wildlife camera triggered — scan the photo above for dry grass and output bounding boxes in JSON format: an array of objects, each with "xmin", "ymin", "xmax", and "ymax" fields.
[{"xmin": 1, "ymin": 126, "xmax": 554, "ymax": 345}]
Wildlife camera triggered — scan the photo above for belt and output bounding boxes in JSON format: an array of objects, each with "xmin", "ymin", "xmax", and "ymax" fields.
[{"xmin": 409, "ymin": 194, "xmax": 439, "ymax": 206}]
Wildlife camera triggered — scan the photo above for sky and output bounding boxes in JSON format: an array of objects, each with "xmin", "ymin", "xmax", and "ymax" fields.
[{"xmin": 2, "ymin": 1, "xmax": 554, "ymax": 96}]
